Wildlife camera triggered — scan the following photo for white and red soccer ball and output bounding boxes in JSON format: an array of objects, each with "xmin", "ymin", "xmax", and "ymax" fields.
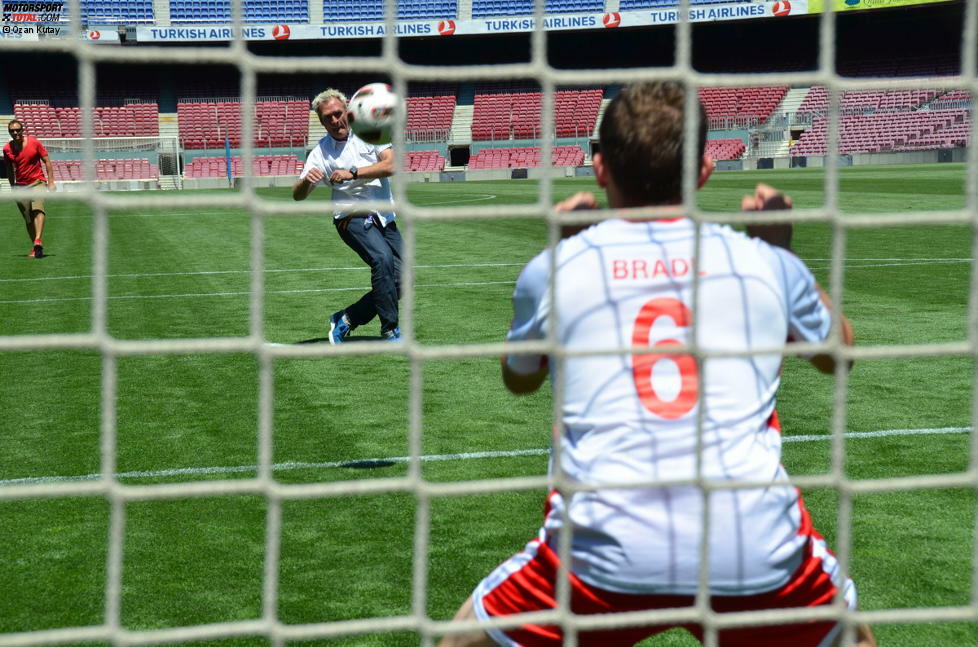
[{"xmin": 348, "ymin": 82, "xmax": 399, "ymax": 145}]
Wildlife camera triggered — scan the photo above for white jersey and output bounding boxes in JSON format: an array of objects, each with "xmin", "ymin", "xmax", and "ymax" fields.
[
  {"xmin": 300, "ymin": 133, "xmax": 395, "ymax": 225},
  {"xmin": 507, "ymin": 218, "xmax": 833, "ymax": 596}
]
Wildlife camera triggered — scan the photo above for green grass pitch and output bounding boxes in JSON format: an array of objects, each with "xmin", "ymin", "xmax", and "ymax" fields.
[{"xmin": 0, "ymin": 164, "xmax": 974, "ymax": 646}]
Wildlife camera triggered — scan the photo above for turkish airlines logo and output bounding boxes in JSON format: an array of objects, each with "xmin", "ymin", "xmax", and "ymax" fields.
[
  {"xmin": 438, "ymin": 19, "xmax": 455, "ymax": 35},
  {"xmin": 272, "ymin": 24, "xmax": 290, "ymax": 39},
  {"xmin": 88, "ymin": 29, "xmax": 100, "ymax": 39},
  {"xmin": 771, "ymin": 1, "xmax": 791, "ymax": 15},
  {"xmin": 602, "ymin": 12, "xmax": 621, "ymax": 28}
]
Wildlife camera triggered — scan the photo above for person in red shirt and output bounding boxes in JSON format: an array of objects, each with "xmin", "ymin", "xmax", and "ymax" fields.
[{"xmin": 3, "ymin": 119, "xmax": 56, "ymax": 258}]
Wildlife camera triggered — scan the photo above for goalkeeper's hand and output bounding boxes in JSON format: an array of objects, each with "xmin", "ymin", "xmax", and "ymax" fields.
[
  {"xmin": 556, "ymin": 191, "xmax": 598, "ymax": 239},
  {"xmin": 742, "ymin": 183, "xmax": 793, "ymax": 251}
]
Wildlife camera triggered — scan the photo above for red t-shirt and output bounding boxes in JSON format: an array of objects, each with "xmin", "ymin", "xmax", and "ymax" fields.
[{"xmin": 3, "ymin": 136, "xmax": 49, "ymax": 186}]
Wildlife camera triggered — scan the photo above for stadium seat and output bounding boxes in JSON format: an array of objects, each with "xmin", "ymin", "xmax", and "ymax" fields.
[
  {"xmin": 171, "ymin": 0, "xmax": 309, "ymax": 22},
  {"xmin": 14, "ymin": 102, "xmax": 160, "ymax": 139},
  {"xmin": 81, "ymin": 0, "xmax": 155, "ymax": 24},
  {"xmin": 184, "ymin": 154, "xmax": 304, "ymax": 178},
  {"xmin": 178, "ymin": 99, "xmax": 309, "ymax": 149},
  {"xmin": 405, "ymin": 95, "xmax": 456, "ymax": 141},
  {"xmin": 470, "ymin": 88, "xmax": 602, "ymax": 141},
  {"xmin": 405, "ymin": 150, "xmax": 447, "ymax": 171},
  {"xmin": 792, "ymin": 109, "xmax": 970, "ymax": 155},
  {"xmin": 698, "ymin": 86, "xmax": 787, "ymax": 128},
  {"xmin": 52, "ymin": 158, "xmax": 158, "ymax": 181},
  {"xmin": 468, "ymin": 145, "xmax": 584, "ymax": 169},
  {"xmin": 470, "ymin": 0, "xmax": 599, "ymax": 17},
  {"xmin": 705, "ymin": 137, "xmax": 746, "ymax": 161}
]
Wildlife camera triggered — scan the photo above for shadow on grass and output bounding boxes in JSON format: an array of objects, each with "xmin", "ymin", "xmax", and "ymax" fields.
[
  {"xmin": 340, "ymin": 458, "xmax": 399, "ymax": 469},
  {"xmin": 295, "ymin": 335, "xmax": 387, "ymax": 344}
]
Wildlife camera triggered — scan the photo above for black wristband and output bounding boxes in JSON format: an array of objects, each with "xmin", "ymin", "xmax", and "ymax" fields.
[{"xmin": 349, "ymin": 167, "xmax": 358, "ymax": 179}]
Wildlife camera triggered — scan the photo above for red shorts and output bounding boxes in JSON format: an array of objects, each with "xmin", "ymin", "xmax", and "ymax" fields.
[{"xmin": 472, "ymin": 529, "xmax": 856, "ymax": 647}]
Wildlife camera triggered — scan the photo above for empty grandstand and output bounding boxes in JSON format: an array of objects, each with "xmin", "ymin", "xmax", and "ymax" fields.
[
  {"xmin": 706, "ymin": 137, "xmax": 746, "ymax": 161},
  {"xmin": 51, "ymin": 158, "xmax": 159, "ymax": 181},
  {"xmin": 169, "ymin": 0, "xmax": 310, "ymax": 23},
  {"xmin": 184, "ymin": 154, "xmax": 304, "ymax": 178},
  {"xmin": 467, "ymin": 145, "xmax": 585, "ymax": 169},
  {"xmin": 471, "ymin": 0, "xmax": 602, "ymax": 17},
  {"xmin": 405, "ymin": 95, "xmax": 456, "ymax": 142},
  {"xmin": 471, "ymin": 89, "xmax": 602, "ymax": 141},
  {"xmin": 791, "ymin": 110, "xmax": 971, "ymax": 155},
  {"xmin": 324, "ymin": 0, "xmax": 457, "ymax": 21},
  {"xmin": 13, "ymin": 103, "xmax": 159, "ymax": 138},
  {"xmin": 177, "ymin": 99, "xmax": 308, "ymax": 149},
  {"xmin": 405, "ymin": 150, "xmax": 447, "ymax": 172},
  {"xmin": 698, "ymin": 86, "xmax": 788, "ymax": 129}
]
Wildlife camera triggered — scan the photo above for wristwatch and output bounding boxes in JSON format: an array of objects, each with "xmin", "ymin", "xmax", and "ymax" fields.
[{"xmin": 349, "ymin": 167, "xmax": 358, "ymax": 179}]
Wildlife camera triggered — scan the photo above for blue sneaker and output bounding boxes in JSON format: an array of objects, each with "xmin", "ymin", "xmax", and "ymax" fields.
[
  {"xmin": 329, "ymin": 311, "xmax": 352, "ymax": 345},
  {"xmin": 382, "ymin": 327, "xmax": 401, "ymax": 342}
]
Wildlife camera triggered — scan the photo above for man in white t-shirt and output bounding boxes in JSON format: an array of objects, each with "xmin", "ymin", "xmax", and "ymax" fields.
[
  {"xmin": 293, "ymin": 88, "xmax": 402, "ymax": 342},
  {"xmin": 438, "ymin": 83, "xmax": 875, "ymax": 647}
]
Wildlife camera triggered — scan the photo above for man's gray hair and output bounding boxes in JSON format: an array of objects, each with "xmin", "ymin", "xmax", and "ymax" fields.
[{"xmin": 312, "ymin": 89, "xmax": 348, "ymax": 112}]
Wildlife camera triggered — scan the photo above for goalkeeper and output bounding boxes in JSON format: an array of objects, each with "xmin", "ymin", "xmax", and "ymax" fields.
[{"xmin": 439, "ymin": 82, "xmax": 875, "ymax": 647}]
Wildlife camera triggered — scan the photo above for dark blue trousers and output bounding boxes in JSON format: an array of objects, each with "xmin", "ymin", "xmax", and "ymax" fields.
[{"xmin": 334, "ymin": 215, "xmax": 402, "ymax": 333}]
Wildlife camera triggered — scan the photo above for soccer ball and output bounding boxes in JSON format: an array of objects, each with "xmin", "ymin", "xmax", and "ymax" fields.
[{"xmin": 348, "ymin": 83, "xmax": 398, "ymax": 146}]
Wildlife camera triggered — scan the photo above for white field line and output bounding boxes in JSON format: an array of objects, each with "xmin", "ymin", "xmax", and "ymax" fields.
[
  {"xmin": 1, "ymin": 258, "xmax": 968, "ymax": 285},
  {"xmin": 807, "ymin": 259, "xmax": 970, "ymax": 271},
  {"xmin": 419, "ymin": 193, "xmax": 498, "ymax": 206},
  {"xmin": 40, "ymin": 194, "xmax": 500, "ymax": 219},
  {"xmin": 0, "ymin": 281, "xmax": 517, "ymax": 305},
  {"xmin": 0, "ymin": 426, "xmax": 969, "ymax": 487},
  {"xmin": 804, "ymin": 258, "xmax": 972, "ymax": 261},
  {"xmin": 0, "ymin": 263, "xmax": 524, "ymax": 284}
]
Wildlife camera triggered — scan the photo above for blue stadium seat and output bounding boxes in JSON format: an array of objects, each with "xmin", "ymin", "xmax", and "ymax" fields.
[
  {"xmin": 170, "ymin": 0, "xmax": 308, "ymax": 22},
  {"xmin": 82, "ymin": 0, "xmax": 155, "ymax": 23}
]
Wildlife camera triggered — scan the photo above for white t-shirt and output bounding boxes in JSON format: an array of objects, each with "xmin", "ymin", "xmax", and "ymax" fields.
[
  {"xmin": 300, "ymin": 133, "xmax": 396, "ymax": 225},
  {"xmin": 507, "ymin": 218, "xmax": 833, "ymax": 596}
]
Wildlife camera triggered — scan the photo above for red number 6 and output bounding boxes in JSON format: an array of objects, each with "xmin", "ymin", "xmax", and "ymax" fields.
[{"xmin": 631, "ymin": 298, "xmax": 699, "ymax": 419}]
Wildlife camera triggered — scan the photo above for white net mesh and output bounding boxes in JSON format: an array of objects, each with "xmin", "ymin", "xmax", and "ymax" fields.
[{"xmin": 1, "ymin": 0, "xmax": 977, "ymax": 646}]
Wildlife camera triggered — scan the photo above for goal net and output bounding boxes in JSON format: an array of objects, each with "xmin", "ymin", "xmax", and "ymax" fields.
[{"xmin": 0, "ymin": 1, "xmax": 975, "ymax": 647}]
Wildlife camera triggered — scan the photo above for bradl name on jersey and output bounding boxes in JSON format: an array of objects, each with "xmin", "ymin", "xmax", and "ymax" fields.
[{"xmin": 611, "ymin": 258, "xmax": 699, "ymax": 280}]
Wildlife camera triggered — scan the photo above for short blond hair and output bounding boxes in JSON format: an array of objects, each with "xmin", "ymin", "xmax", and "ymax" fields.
[{"xmin": 312, "ymin": 89, "xmax": 347, "ymax": 112}]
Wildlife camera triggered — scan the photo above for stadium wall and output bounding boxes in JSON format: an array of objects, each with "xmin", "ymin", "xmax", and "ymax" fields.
[
  {"xmin": 709, "ymin": 130, "xmax": 748, "ymax": 143},
  {"xmin": 56, "ymin": 179, "xmax": 160, "ymax": 191},
  {"xmin": 779, "ymin": 148, "xmax": 968, "ymax": 169}
]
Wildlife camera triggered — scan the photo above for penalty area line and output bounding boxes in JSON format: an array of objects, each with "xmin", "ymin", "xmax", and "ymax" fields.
[{"xmin": 0, "ymin": 426, "xmax": 970, "ymax": 487}]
